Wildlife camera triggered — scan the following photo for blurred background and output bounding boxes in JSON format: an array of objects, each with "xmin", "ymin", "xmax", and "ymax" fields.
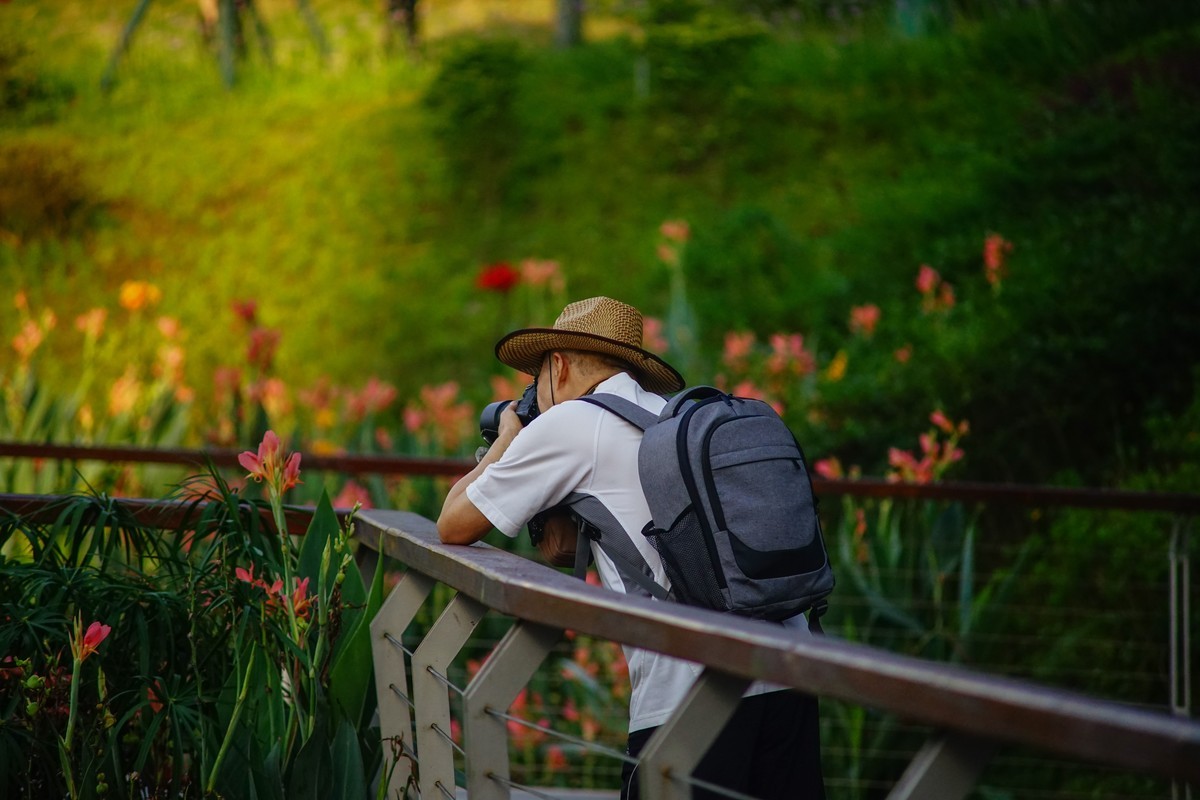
[{"xmin": 4, "ymin": 0, "xmax": 1198, "ymax": 493}]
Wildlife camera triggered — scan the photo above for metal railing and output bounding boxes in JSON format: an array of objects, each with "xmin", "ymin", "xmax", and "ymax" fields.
[
  {"xmin": 3, "ymin": 441, "xmax": 1197, "ymax": 797},
  {"xmin": 353, "ymin": 507, "xmax": 1200, "ymax": 800}
]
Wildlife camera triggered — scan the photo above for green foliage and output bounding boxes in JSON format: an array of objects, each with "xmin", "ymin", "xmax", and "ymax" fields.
[{"xmin": 0, "ymin": 475, "xmax": 383, "ymax": 799}]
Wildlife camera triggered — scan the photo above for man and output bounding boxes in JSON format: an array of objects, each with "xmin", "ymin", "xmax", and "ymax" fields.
[{"xmin": 438, "ymin": 296, "xmax": 824, "ymax": 799}]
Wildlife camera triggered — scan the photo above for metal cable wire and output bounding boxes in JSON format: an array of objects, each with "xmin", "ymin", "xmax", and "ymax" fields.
[
  {"xmin": 389, "ymin": 683, "xmax": 415, "ymax": 710},
  {"xmin": 433, "ymin": 779, "xmax": 456, "ymax": 800},
  {"xmin": 488, "ymin": 772, "xmax": 566, "ymax": 800},
  {"xmin": 484, "ymin": 707, "xmax": 637, "ymax": 765},
  {"xmin": 426, "ymin": 664, "xmax": 464, "ymax": 696},
  {"xmin": 670, "ymin": 770, "xmax": 769, "ymax": 800},
  {"xmin": 385, "ymin": 631, "xmax": 415, "ymax": 658},
  {"xmin": 430, "ymin": 722, "xmax": 465, "ymax": 757}
]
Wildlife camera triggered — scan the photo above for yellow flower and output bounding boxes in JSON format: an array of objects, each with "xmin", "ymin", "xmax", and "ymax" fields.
[{"xmin": 823, "ymin": 350, "xmax": 848, "ymax": 383}]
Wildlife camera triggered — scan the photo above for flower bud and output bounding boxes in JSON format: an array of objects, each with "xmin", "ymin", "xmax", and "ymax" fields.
[
  {"xmin": 25, "ymin": 701, "xmax": 38, "ymax": 716},
  {"xmin": 23, "ymin": 674, "xmax": 44, "ymax": 690}
]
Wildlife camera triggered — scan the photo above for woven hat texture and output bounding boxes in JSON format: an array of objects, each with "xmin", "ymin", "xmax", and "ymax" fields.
[{"xmin": 495, "ymin": 296, "xmax": 684, "ymax": 394}]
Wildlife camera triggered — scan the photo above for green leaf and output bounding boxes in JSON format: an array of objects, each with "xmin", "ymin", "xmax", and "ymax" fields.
[
  {"xmin": 298, "ymin": 490, "xmax": 339, "ymax": 585},
  {"xmin": 328, "ymin": 546, "xmax": 387, "ymax": 727},
  {"xmin": 331, "ymin": 719, "xmax": 367, "ymax": 800},
  {"xmin": 286, "ymin": 715, "xmax": 332, "ymax": 800}
]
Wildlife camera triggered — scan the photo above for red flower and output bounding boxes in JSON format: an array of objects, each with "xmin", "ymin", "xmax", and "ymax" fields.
[
  {"xmin": 476, "ymin": 262, "xmax": 520, "ymax": 293},
  {"xmin": 848, "ymin": 303, "xmax": 881, "ymax": 337}
]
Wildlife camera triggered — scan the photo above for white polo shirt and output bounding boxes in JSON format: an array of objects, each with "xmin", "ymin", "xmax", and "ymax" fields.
[{"xmin": 467, "ymin": 372, "xmax": 802, "ymax": 732}]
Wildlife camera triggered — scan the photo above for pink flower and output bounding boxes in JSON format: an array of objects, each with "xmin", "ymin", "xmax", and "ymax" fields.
[
  {"xmin": 930, "ymin": 409, "xmax": 954, "ymax": 434},
  {"xmin": 722, "ymin": 331, "xmax": 755, "ymax": 370},
  {"xmin": 983, "ymin": 233, "xmax": 1013, "ymax": 287},
  {"xmin": 894, "ymin": 344, "xmax": 912, "ymax": 364},
  {"xmin": 659, "ymin": 219, "xmax": 691, "ymax": 243},
  {"xmin": 915, "ymin": 264, "xmax": 940, "ymax": 295},
  {"xmin": 73, "ymin": 619, "xmax": 111, "ymax": 662},
  {"xmin": 848, "ymin": 304, "xmax": 881, "ymax": 337},
  {"xmin": 642, "ymin": 316, "xmax": 669, "ymax": 353},
  {"xmin": 334, "ymin": 480, "xmax": 373, "ymax": 510},
  {"xmin": 766, "ymin": 333, "xmax": 815, "ymax": 377},
  {"xmin": 238, "ymin": 430, "xmax": 302, "ymax": 494},
  {"xmin": 74, "ymin": 308, "xmax": 107, "ymax": 340},
  {"xmin": 813, "ymin": 457, "xmax": 843, "ymax": 480},
  {"xmin": 519, "ymin": 259, "xmax": 565, "ymax": 292},
  {"xmin": 476, "ymin": 262, "xmax": 519, "ymax": 293}
]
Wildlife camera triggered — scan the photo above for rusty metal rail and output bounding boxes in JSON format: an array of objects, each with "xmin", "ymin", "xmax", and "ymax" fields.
[
  {"xmin": 4, "ymin": 440, "xmax": 1200, "ymax": 512},
  {"xmin": 355, "ymin": 508, "xmax": 1200, "ymax": 800}
]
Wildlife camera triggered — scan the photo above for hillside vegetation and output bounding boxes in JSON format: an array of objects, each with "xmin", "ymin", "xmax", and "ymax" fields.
[{"xmin": 3, "ymin": 0, "xmax": 1199, "ymax": 485}]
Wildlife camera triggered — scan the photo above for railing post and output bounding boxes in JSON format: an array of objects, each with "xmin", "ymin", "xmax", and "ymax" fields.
[
  {"xmin": 887, "ymin": 733, "xmax": 997, "ymax": 800},
  {"xmin": 462, "ymin": 621, "xmax": 561, "ymax": 800},
  {"xmin": 370, "ymin": 569, "xmax": 436, "ymax": 799},
  {"xmin": 1171, "ymin": 516, "xmax": 1193, "ymax": 800},
  {"xmin": 412, "ymin": 592, "xmax": 489, "ymax": 800},
  {"xmin": 638, "ymin": 669, "xmax": 750, "ymax": 800}
]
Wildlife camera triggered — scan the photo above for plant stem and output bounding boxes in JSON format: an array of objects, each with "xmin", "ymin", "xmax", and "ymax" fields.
[{"xmin": 206, "ymin": 647, "xmax": 257, "ymax": 794}]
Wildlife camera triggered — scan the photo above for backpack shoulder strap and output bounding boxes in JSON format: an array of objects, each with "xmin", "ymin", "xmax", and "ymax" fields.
[
  {"xmin": 576, "ymin": 394, "xmax": 659, "ymax": 431},
  {"xmin": 563, "ymin": 492, "xmax": 669, "ymax": 601}
]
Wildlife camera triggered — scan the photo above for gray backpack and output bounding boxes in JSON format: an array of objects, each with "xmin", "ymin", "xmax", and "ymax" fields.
[{"xmin": 562, "ymin": 386, "xmax": 834, "ymax": 629}]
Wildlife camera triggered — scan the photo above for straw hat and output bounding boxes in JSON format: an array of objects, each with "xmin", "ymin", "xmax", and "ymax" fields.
[{"xmin": 495, "ymin": 296, "xmax": 684, "ymax": 395}]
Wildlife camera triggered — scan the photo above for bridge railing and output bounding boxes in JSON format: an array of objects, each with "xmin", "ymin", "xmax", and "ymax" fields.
[{"xmin": 352, "ymin": 507, "xmax": 1200, "ymax": 800}]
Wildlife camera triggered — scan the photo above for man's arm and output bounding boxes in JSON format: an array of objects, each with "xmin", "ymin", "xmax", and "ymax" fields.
[{"xmin": 436, "ymin": 405, "xmax": 522, "ymax": 545}]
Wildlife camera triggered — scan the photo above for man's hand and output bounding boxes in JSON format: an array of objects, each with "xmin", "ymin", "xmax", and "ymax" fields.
[{"xmin": 437, "ymin": 403, "xmax": 525, "ymax": 545}]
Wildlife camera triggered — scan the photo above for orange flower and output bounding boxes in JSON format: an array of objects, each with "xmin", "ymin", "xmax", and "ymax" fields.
[
  {"xmin": 659, "ymin": 219, "xmax": 691, "ymax": 243},
  {"xmin": 983, "ymin": 233, "xmax": 1013, "ymax": 287},
  {"xmin": 722, "ymin": 331, "xmax": 755, "ymax": 371},
  {"xmin": 118, "ymin": 280, "xmax": 162, "ymax": 311},
  {"xmin": 290, "ymin": 577, "xmax": 312, "ymax": 620}
]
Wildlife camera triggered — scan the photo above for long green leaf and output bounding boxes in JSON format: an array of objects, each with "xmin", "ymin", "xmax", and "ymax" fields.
[
  {"xmin": 330, "ymin": 719, "xmax": 367, "ymax": 800},
  {"xmin": 328, "ymin": 546, "xmax": 386, "ymax": 727}
]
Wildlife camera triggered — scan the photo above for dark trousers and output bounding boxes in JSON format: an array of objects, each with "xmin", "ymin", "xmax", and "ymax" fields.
[{"xmin": 620, "ymin": 690, "xmax": 825, "ymax": 800}]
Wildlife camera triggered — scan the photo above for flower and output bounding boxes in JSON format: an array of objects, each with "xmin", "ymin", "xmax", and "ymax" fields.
[
  {"xmin": 848, "ymin": 303, "xmax": 881, "ymax": 337},
  {"xmin": 823, "ymin": 350, "xmax": 848, "ymax": 383},
  {"xmin": 722, "ymin": 331, "xmax": 756, "ymax": 371},
  {"xmin": 642, "ymin": 316, "xmax": 669, "ymax": 353},
  {"xmin": 813, "ymin": 457, "xmax": 843, "ymax": 480},
  {"xmin": 766, "ymin": 333, "xmax": 815, "ymax": 377},
  {"xmin": 239, "ymin": 430, "xmax": 302, "ymax": 494},
  {"xmin": 659, "ymin": 219, "xmax": 691, "ymax": 243},
  {"xmin": 231, "ymin": 299, "xmax": 258, "ymax": 324},
  {"xmin": 983, "ymin": 233, "xmax": 1013, "ymax": 288},
  {"xmin": 915, "ymin": 264, "xmax": 940, "ymax": 295},
  {"xmin": 915, "ymin": 265, "xmax": 954, "ymax": 313},
  {"xmin": 334, "ymin": 480, "xmax": 372, "ymax": 510},
  {"xmin": 476, "ymin": 262, "xmax": 519, "ymax": 293},
  {"xmin": 247, "ymin": 327, "xmax": 281, "ymax": 373},
  {"xmin": 519, "ymin": 259, "xmax": 565, "ymax": 292},
  {"xmin": 118, "ymin": 280, "xmax": 162, "ymax": 311},
  {"xmin": 75, "ymin": 308, "xmax": 107, "ymax": 340},
  {"xmin": 72, "ymin": 619, "xmax": 111, "ymax": 662},
  {"xmin": 894, "ymin": 344, "xmax": 913, "ymax": 364},
  {"xmin": 290, "ymin": 577, "xmax": 312, "ymax": 620}
]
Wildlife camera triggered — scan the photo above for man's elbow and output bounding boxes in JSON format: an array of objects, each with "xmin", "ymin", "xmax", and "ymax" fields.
[{"xmin": 436, "ymin": 504, "xmax": 485, "ymax": 545}]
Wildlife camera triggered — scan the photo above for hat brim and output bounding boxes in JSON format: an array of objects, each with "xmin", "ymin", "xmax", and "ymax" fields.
[{"xmin": 496, "ymin": 328, "xmax": 685, "ymax": 395}]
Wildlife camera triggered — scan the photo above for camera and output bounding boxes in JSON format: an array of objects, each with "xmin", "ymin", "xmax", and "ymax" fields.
[{"xmin": 479, "ymin": 382, "xmax": 540, "ymax": 445}]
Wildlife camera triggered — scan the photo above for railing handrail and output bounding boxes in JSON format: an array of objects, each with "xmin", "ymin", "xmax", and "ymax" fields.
[
  {"xmin": 4, "ymin": 440, "xmax": 1200, "ymax": 513},
  {"xmin": 0, "ymin": 492, "xmax": 350, "ymax": 537},
  {"xmin": 355, "ymin": 508, "xmax": 1200, "ymax": 786}
]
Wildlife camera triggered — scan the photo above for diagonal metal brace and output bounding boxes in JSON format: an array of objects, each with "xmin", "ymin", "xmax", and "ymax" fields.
[{"xmin": 887, "ymin": 731, "xmax": 998, "ymax": 800}]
